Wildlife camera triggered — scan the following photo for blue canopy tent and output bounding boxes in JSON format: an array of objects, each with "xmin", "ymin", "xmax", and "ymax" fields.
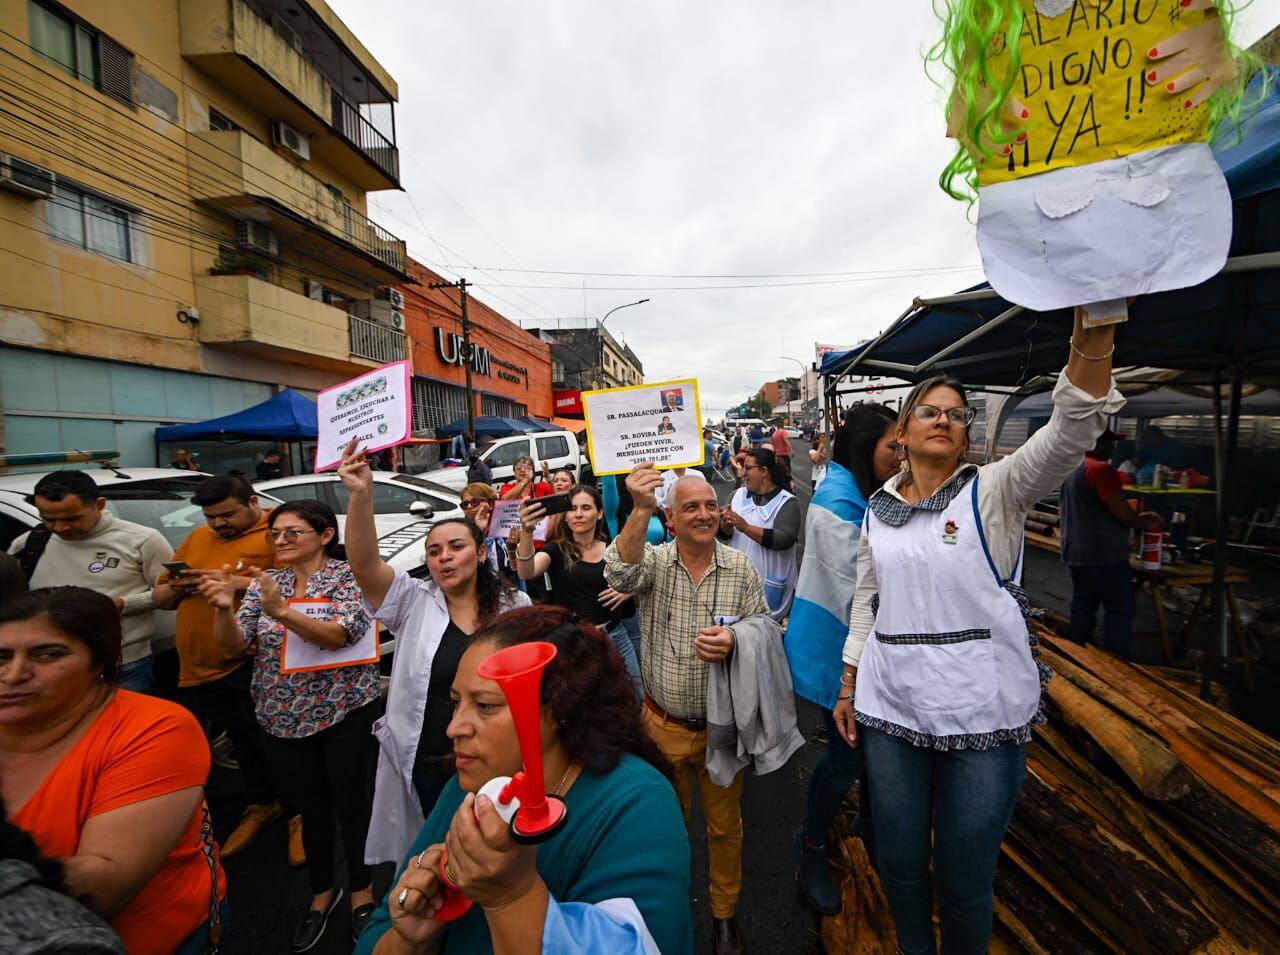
[
  {"xmin": 520, "ymin": 416, "xmax": 555, "ymax": 432},
  {"xmin": 822, "ymin": 69, "xmax": 1280, "ymax": 696},
  {"xmin": 434, "ymin": 415, "xmax": 540, "ymax": 439},
  {"xmin": 154, "ymin": 389, "xmax": 317, "ymax": 442}
]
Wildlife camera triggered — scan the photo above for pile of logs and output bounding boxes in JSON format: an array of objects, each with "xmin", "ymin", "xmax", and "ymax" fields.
[{"xmin": 822, "ymin": 622, "xmax": 1280, "ymax": 954}]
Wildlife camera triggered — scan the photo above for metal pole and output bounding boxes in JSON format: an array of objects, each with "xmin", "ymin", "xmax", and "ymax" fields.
[
  {"xmin": 428, "ymin": 277, "xmax": 476, "ymax": 437},
  {"xmin": 597, "ymin": 298, "xmax": 649, "ymax": 389},
  {"xmin": 777, "ymin": 356, "xmax": 808, "ymax": 427}
]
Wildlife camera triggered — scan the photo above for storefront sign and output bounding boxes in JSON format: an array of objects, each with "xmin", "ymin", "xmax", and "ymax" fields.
[
  {"xmin": 314, "ymin": 361, "xmax": 412, "ymax": 472},
  {"xmin": 583, "ymin": 377, "xmax": 703, "ymax": 476},
  {"xmin": 553, "ymin": 389, "xmax": 584, "ymax": 416},
  {"xmin": 434, "ymin": 328, "xmax": 529, "ymax": 386}
]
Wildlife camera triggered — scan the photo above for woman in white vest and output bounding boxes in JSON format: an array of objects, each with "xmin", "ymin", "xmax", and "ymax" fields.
[
  {"xmin": 335, "ymin": 441, "xmax": 529, "ymax": 870},
  {"xmin": 719, "ymin": 446, "xmax": 801, "ymax": 620},
  {"xmin": 832, "ymin": 312, "xmax": 1121, "ymax": 955}
]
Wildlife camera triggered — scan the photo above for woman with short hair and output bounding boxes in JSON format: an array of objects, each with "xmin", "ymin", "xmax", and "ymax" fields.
[
  {"xmin": 0, "ymin": 587, "xmax": 225, "ymax": 955},
  {"xmin": 354, "ymin": 606, "xmax": 693, "ymax": 955},
  {"xmin": 201, "ymin": 499, "xmax": 380, "ymax": 949},
  {"xmin": 719, "ymin": 446, "xmax": 802, "ymax": 620},
  {"xmin": 835, "ymin": 314, "xmax": 1121, "ymax": 954}
]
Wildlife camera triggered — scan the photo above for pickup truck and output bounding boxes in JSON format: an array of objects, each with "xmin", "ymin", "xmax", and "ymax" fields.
[{"xmin": 426, "ymin": 430, "xmax": 589, "ymax": 492}]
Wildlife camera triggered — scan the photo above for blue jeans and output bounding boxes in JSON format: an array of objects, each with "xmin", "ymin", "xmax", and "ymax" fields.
[
  {"xmin": 607, "ymin": 621, "xmax": 642, "ymax": 696},
  {"xmin": 173, "ymin": 898, "xmax": 230, "ymax": 955},
  {"xmin": 621, "ymin": 614, "xmax": 642, "ymax": 670},
  {"xmin": 802, "ymin": 710, "xmax": 866, "ymax": 847},
  {"xmin": 1069, "ymin": 562, "xmax": 1135, "ymax": 659},
  {"xmin": 861, "ymin": 727, "xmax": 1026, "ymax": 955},
  {"xmin": 117, "ymin": 655, "xmax": 154, "ymax": 694}
]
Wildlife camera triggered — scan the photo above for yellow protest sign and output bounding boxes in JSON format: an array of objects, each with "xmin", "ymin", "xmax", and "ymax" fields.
[{"xmin": 976, "ymin": 1, "xmax": 1216, "ymax": 186}]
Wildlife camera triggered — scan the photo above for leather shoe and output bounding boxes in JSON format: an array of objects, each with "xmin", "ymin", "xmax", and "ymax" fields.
[
  {"xmin": 219, "ymin": 802, "xmax": 281, "ymax": 858},
  {"xmin": 794, "ymin": 828, "xmax": 842, "ymax": 915},
  {"xmin": 351, "ymin": 902, "xmax": 377, "ymax": 943},
  {"xmin": 292, "ymin": 886, "xmax": 343, "ymax": 953},
  {"xmin": 712, "ymin": 915, "xmax": 746, "ymax": 955},
  {"xmin": 287, "ymin": 815, "xmax": 306, "ymax": 868}
]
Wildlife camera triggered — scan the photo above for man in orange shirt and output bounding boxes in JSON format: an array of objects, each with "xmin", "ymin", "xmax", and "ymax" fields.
[{"xmin": 153, "ymin": 475, "xmax": 294, "ymax": 861}]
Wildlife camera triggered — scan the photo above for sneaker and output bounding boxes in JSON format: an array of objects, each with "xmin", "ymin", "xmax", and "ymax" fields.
[
  {"xmin": 210, "ymin": 731, "xmax": 240, "ymax": 771},
  {"xmin": 292, "ymin": 887, "xmax": 343, "ymax": 953},
  {"xmin": 794, "ymin": 828, "xmax": 842, "ymax": 915},
  {"xmin": 219, "ymin": 802, "xmax": 282, "ymax": 858},
  {"xmin": 287, "ymin": 814, "xmax": 306, "ymax": 868}
]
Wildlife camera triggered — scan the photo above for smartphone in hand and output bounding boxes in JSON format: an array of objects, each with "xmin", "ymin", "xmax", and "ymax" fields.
[{"xmin": 538, "ymin": 491, "xmax": 574, "ymax": 515}]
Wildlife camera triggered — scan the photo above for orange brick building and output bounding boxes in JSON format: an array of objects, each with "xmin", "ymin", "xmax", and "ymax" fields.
[{"xmin": 400, "ymin": 259, "xmax": 553, "ymax": 436}]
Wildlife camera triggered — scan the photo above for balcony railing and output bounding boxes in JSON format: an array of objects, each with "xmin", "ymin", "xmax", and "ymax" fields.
[
  {"xmin": 342, "ymin": 202, "xmax": 407, "ymax": 274},
  {"xmin": 333, "ymin": 92, "xmax": 400, "ymax": 184},
  {"xmin": 349, "ymin": 315, "xmax": 407, "ymax": 364}
]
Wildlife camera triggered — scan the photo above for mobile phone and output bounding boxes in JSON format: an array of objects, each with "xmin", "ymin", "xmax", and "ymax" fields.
[
  {"xmin": 538, "ymin": 491, "xmax": 573, "ymax": 516},
  {"xmin": 162, "ymin": 560, "xmax": 193, "ymax": 576}
]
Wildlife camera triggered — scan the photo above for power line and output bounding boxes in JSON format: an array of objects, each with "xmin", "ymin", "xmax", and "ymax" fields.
[
  {"xmin": 463, "ymin": 270, "xmax": 984, "ymax": 292},
  {"xmin": 412, "ymin": 263, "xmax": 985, "ymax": 280}
]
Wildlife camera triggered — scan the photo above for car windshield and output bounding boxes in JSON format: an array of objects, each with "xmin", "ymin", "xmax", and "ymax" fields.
[
  {"xmin": 392, "ymin": 474, "xmax": 461, "ymax": 498},
  {"xmin": 98, "ymin": 478, "xmax": 282, "ymax": 549}
]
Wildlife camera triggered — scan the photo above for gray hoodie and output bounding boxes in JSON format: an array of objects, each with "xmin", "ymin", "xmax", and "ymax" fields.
[
  {"xmin": 0, "ymin": 860, "xmax": 124, "ymax": 954},
  {"xmin": 706, "ymin": 614, "xmax": 805, "ymax": 786}
]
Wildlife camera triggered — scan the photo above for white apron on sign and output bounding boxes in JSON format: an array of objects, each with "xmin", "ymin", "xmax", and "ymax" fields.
[
  {"xmin": 728, "ymin": 487, "xmax": 797, "ymax": 622},
  {"xmin": 854, "ymin": 474, "xmax": 1042, "ymax": 742}
]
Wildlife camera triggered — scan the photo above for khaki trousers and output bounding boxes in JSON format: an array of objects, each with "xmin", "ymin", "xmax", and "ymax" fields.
[{"xmin": 642, "ymin": 706, "xmax": 745, "ymax": 918}]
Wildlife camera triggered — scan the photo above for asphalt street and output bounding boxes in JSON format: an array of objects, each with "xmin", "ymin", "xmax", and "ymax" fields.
[{"xmin": 210, "ymin": 440, "xmax": 832, "ymax": 954}]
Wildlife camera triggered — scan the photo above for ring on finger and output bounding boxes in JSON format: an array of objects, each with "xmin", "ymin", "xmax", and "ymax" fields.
[
  {"xmin": 398, "ymin": 887, "xmax": 409, "ymax": 908},
  {"xmin": 414, "ymin": 849, "xmax": 427, "ymax": 870}
]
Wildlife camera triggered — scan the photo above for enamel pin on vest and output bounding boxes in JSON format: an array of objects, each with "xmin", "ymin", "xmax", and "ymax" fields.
[{"xmin": 943, "ymin": 519, "xmax": 959, "ymax": 545}]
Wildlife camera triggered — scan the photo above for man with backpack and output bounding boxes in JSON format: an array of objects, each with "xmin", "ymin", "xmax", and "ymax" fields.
[{"xmin": 8, "ymin": 470, "xmax": 172, "ymax": 693}]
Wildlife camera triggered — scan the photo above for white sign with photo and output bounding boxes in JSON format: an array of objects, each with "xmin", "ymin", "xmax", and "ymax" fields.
[{"xmin": 583, "ymin": 378, "xmax": 704, "ymax": 477}]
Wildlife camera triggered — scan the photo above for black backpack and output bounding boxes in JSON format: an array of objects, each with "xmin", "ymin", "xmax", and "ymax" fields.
[{"xmin": 16, "ymin": 524, "xmax": 53, "ymax": 582}]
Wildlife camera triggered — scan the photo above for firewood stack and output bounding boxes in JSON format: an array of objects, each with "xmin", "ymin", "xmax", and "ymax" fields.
[{"xmin": 822, "ymin": 621, "xmax": 1280, "ymax": 954}]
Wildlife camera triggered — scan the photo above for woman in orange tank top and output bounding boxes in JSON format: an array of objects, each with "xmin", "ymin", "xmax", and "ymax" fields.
[{"xmin": 0, "ymin": 587, "xmax": 226, "ymax": 955}]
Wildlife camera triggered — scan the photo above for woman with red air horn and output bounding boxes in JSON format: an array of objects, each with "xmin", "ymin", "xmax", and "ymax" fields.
[{"xmin": 353, "ymin": 606, "xmax": 693, "ymax": 955}]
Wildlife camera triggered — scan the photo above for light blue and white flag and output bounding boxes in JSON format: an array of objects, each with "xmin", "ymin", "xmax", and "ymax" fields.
[{"xmin": 784, "ymin": 461, "xmax": 867, "ymax": 710}]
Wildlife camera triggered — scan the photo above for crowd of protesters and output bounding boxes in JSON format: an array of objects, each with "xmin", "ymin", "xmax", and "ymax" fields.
[{"xmin": 0, "ymin": 317, "xmax": 1118, "ymax": 955}]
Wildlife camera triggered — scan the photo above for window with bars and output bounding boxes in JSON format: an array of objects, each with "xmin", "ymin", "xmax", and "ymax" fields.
[
  {"xmin": 47, "ymin": 182, "xmax": 133, "ymax": 261},
  {"xmin": 28, "ymin": 1, "xmax": 133, "ymax": 108},
  {"xmin": 411, "ymin": 378, "xmax": 468, "ymax": 435},
  {"xmin": 481, "ymin": 395, "xmax": 527, "ymax": 419},
  {"xmin": 209, "ymin": 107, "xmax": 240, "ymax": 132}
]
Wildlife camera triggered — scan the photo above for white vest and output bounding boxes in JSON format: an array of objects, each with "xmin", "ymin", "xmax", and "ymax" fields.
[
  {"xmin": 855, "ymin": 475, "xmax": 1041, "ymax": 741},
  {"xmin": 729, "ymin": 486, "xmax": 797, "ymax": 621}
]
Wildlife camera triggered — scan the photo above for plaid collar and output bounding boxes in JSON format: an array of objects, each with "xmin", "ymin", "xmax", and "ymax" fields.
[{"xmin": 869, "ymin": 465, "xmax": 977, "ymax": 527}]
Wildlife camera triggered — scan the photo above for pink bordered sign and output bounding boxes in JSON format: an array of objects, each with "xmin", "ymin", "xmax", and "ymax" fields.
[{"xmin": 314, "ymin": 360, "xmax": 413, "ymax": 472}]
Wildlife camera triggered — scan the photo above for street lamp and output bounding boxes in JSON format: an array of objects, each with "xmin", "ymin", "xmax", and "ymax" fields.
[
  {"xmin": 598, "ymin": 298, "xmax": 650, "ymax": 389},
  {"xmin": 778, "ymin": 356, "xmax": 808, "ymax": 427}
]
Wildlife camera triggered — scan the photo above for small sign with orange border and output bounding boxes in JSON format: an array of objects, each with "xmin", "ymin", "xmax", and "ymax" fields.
[{"xmin": 280, "ymin": 598, "xmax": 380, "ymax": 674}]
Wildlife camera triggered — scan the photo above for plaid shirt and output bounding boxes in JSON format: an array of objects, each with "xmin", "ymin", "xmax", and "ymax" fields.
[{"xmin": 605, "ymin": 539, "xmax": 766, "ymax": 720}]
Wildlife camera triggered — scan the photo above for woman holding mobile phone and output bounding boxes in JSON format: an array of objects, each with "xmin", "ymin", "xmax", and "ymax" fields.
[{"xmin": 514, "ymin": 487, "xmax": 641, "ymax": 691}]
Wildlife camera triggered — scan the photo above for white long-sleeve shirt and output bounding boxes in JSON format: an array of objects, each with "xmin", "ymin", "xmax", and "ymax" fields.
[{"xmin": 842, "ymin": 369, "xmax": 1124, "ymax": 666}]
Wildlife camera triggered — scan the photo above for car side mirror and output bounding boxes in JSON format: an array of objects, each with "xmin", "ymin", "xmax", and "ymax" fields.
[{"xmin": 409, "ymin": 501, "xmax": 433, "ymax": 518}]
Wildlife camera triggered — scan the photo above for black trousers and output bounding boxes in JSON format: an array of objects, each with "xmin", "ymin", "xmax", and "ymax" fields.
[
  {"xmin": 182, "ymin": 661, "xmax": 277, "ymax": 806},
  {"xmin": 261, "ymin": 699, "xmax": 381, "ymax": 895}
]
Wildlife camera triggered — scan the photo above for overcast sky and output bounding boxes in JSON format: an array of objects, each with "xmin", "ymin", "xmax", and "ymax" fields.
[{"xmin": 333, "ymin": 1, "xmax": 1278, "ymax": 418}]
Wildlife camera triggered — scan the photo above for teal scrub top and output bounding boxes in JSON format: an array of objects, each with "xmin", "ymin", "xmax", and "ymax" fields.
[{"xmin": 355, "ymin": 753, "xmax": 693, "ymax": 955}]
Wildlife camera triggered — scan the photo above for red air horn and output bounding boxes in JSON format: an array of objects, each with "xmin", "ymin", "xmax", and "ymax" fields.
[{"xmin": 434, "ymin": 641, "xmax": 568, "ymax": 922}]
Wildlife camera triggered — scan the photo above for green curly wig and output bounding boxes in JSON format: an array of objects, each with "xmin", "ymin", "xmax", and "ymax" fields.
[{"xmin": 928, "ymin": 0, "xmax": 1267, "ymax": 201}]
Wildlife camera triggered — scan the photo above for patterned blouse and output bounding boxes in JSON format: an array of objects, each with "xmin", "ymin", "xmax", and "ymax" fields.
[{"xmin": 236, "ymin": 558, "xmax": 378, "ymax": 739}]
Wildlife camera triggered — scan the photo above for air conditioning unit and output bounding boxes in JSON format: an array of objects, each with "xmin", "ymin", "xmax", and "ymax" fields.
[
  {"xmin": 350, "ymin": 299, "xmax": 403, "ymax": 327},
  {"xmin": 304, "ymin": 278, "xmax": 325, "ymax": 301},
  {"xmin": 271, "ymin": 121, "xmax": 310, "ymax": 161},
  {"xmin": 375, "ymin": 287, "xmax": 405, "ymax": 309},
  {"xmin": 271, "ymin": 14, "xmax": 305, "ymax": 54},
  {"xmin": 389, "ymin": 311, "xmax": 405, "ymax": 331},
  {"xmin": 0, "ymin": 155, "xmax": 55, "ymax": 198},
  {"xmin": 235, "ymin": 219, "xmax": 278, "ymax": 257}
]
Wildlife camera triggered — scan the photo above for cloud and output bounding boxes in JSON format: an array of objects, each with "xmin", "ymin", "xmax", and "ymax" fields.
[{"xmin": 333, "ymin": 0, "xmax": 1277, "ymax": 415}]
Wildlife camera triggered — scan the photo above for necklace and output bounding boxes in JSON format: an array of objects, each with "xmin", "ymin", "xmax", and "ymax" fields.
[{"xmin": 552, "ymin": 760, "xmax": 574, "ymax": 796}]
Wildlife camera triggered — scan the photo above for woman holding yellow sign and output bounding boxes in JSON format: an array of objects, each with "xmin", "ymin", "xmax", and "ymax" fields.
[{"xmin": 200, "ymin": 500, "xmax": 380, "ymax": 950}]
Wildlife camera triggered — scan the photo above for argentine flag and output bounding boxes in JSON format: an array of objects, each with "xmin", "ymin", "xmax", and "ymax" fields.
[{"xmin": 784, "ymin": 461, "xmax": 866, "ymax": 711}]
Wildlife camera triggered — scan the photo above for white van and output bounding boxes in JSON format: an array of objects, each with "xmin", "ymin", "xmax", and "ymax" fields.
[{"xmin": 425, "ymin": 430, "xmax": 587, "ymax": 491}]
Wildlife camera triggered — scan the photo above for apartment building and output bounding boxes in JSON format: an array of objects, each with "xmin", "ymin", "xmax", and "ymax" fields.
[
  {"xmin": 524, "ymin": 318, "xmax": 645, "ymax": 396},
  {"xmin": 0, "ymin": 0, "xmax": 407, "ymax": 465}
]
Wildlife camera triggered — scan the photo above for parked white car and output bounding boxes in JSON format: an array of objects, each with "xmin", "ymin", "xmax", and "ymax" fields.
[
  {"xmin": 0, "ymin": 467, "xmax": 435, "ymax": 660},
  {"xmin": 424, "ymin": 430, "xmax": 587, "ymax": 492},
  {"xmin": 254, "ymin": 471, "xmax": 465, "ymax": 525}
]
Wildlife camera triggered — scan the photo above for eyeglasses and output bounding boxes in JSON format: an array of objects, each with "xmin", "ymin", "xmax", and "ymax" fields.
[
  {"xmin": 460, "ymin": 499, "xmax": 483, "ymax": 510},
  {"xmin": 911, "ymin": 404, "xmax": 976, "ymax": 426},
  {"xmin": 266, "ymin": 528, "xmax": 317, "ymax": 543}
]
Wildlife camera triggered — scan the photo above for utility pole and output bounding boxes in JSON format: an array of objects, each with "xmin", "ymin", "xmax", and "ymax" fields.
[{"xmin": 429, "ymin": 277, "xmax": 475, "ymax": 436}]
